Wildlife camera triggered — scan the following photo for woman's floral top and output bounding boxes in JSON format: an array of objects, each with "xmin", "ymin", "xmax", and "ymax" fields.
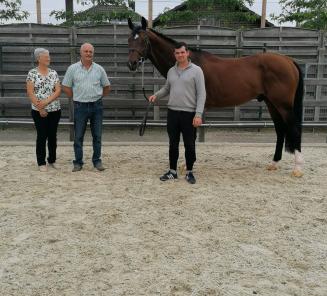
[{"xmin": 26, "ymin": 68, "xmax": 61, "ymax": 112}]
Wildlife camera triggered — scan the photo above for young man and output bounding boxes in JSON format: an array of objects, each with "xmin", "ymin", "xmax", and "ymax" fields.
[
  {"xmin": 149, "ymin": 42, "xmax": 206, "ymax": 184},
  {"xmin": 62, "ymin": 43, "xmax": 111, "ymax": 172}
]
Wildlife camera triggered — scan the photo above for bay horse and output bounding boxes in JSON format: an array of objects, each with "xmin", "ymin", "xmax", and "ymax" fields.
[{"xmin": 127, "ymin": 17, "xmax": 304, "ymax": 177}]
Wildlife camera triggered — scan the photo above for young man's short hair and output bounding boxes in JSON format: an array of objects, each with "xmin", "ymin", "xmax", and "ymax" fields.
[{"xmin": 174, "ymin": 42, "xmax": 188, "ymax": 51}]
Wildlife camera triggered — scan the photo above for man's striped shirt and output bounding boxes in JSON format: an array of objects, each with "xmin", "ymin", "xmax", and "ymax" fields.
[{"xmin": 62, "ymin": 61, "xmax": 110, "ymax": 102}]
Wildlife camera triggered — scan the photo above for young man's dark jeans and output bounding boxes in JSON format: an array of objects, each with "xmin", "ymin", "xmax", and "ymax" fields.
[
  {"xmin": 73, "ymin": 99, "xmax": 103, "ymax": 167},
  {"xmin": 167, "ymin": 109, "xmax": 197, "ymax": 171},
  {"xmin": 31, "ymin": 109, "xmax": 61, "ymax": 166}
]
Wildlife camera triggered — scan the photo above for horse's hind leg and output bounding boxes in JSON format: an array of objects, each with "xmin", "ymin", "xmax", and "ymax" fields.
[
  {"xmin": 271, "ymin": 104, "xmax": 304, "ymax": 177},
  {"xmin": 265, "ymin": 99, "xmax": 285, "ymax": 170},
  {"xmin": 283, "ymin": 112, "xmax": 304, "ymax": 177}
]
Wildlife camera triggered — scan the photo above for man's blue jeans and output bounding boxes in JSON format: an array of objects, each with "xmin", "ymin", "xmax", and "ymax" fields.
[{"xmin": 73, "ymin": 99, "xmax": 103, "ymax": 166}]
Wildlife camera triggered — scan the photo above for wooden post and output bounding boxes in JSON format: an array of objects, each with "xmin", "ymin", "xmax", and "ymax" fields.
[
  {"xmin": 69, "ymin": 26, "xmax": 77, "ymax": 141},
  {"xmin": 260, "ymin": 0, "xmax": 267, "ymax": 28},
  {"xmin": 0, "ymin": 46, "xmax": 4, "ymax": 125},
  {"xmin": 0, "ymin": 46, "xmax": 3, "ymax": 97},
  {"xmin": 147, "ymin": 1, "xmax": 156, "ymax": 120},
  {"xmin": 113, "ymin": 24, "xmax": 118, "ymax": 119},
  {"xmin": 148, "ymin": 0, "xmax": 153, "ymax": 28},
  {"xmin": 65, "ymin": 0, "xmax": 74, "ymax": 25},
  {"xmin": 68, "ymin": 46, "xmax": 75, "ymax": 142},
  {"xmin": 322, "ymin": 31, "xmax": 327, "ymax": 143},
  {"xmin": 131, "ymin": 81, "xmax": 136, "ymax": 119},
  {"xmin": 36, "ymin": 0, "xmax": 42, "ymax": 24},
  {"xmin": 263, "ymin": 42, "xmax": 267, "ymax": 53},
  {"xmin": 314, "ymin": 31, "xmax": 325, "ymax": 123},
  {"xmin": 234, "ymin": 30, "xmax": 242, "ymax": 121},
  {"xmin": 315, "ymin": 45, "xmax": 325, "ymax": 122},
  {"xmin": 197, "ymin": 24, "xmax": 201, "ymax": 50}
]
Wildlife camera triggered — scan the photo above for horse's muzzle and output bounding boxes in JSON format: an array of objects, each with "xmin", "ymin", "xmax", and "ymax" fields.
[{"xmin": 128, "ymin": 60, "xmax": 138, "ymax": 71}]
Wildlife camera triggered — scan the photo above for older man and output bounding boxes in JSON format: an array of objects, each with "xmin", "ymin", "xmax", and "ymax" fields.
[{"xmin": 62, "ymin": 43, "xmax": 111, "ymax": 172}]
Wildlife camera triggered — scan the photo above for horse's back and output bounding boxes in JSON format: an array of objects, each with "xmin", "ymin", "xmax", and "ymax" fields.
[
  {"xmin": 195, "ymin": 51, "xmax": 299, "ymax": 108},
  {"xmin": 197, "ymin": 50, "xmax": 294, "ymax": 69}
]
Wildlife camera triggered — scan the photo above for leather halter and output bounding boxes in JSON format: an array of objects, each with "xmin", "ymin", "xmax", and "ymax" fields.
[{"xmin": 128, "ymin": 31, "xmax": 151, "ymax": 61}]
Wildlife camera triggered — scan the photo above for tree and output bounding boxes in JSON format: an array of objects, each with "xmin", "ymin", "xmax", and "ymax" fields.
[
  {"xmin": 156, "ymin": 0, "xmax": 256, "ymax": 28},
  {"xmin": 0, "ymin": 0, "xmax": 29, "ymax": 24},
  {"xmin": 271, "ymin": 0, "xmax": 327, "ymax": 30},
  {"xmin": 79, "ymin": 0, "xmax": 125, "ymax": 4},
  {"xmin": 52, "ymin": 0, "xmax": 137, "ymax": 26}
]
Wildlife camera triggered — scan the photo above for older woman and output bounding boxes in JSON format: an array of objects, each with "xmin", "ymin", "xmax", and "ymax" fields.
[{"xmin": 26, "ymin": 48, "xmax": 61, "ymax": 172}]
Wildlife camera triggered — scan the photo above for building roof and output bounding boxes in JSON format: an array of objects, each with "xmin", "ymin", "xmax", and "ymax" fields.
[
  {"xmin": 153, "ymin": 1, "xmax": 274, "ymax": 28},
  {"xmin": 78, "ymin": 4, "xmax": 135, "ymax": 15},
  {"xmin": 63, "ymin": 3, "xmax": 143, "ymax": 25}
]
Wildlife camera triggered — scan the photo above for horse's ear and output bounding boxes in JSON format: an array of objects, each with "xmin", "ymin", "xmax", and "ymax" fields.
[
  {"xmin": 141, "ymin": 17, "xmax": 147, "ymax": 30},
  {"xmin": 128, "ymin": 18, "xmax": 134, "ymax": 31}
]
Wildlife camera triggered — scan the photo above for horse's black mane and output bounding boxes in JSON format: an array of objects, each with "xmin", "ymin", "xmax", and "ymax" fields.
[
  {"xmin": 149, "ymin": 28, "xmax": 178, "ymax": 46},
  {"xmin": 132, "ymin": 26, "xmax": 201, "ymax": 52},
  {"xmin": 150, "ymin": 29, "xmax": 201, "ymax": 52}
]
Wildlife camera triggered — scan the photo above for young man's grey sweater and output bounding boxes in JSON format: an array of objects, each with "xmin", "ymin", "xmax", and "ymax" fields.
[{"xmin": 154, "ymin": 62, "xmax": 206, "ymax": 117}]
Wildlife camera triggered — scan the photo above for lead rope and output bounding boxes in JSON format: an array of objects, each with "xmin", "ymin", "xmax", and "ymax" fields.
[
  {"xmin": 139, "ymin": 58, "xmax": 153, "ymax": 136},
  {"xmin": 140, "ymin": 57, "xmax": 148, "ymax": 101}
]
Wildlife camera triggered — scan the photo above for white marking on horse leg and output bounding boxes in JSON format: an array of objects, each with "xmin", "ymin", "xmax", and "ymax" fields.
[
  {"xmin": 294, "ymin": 150, "xmax": 304, "ymax": 169},
  {"xmin": 292, "ymin": 150, "xmax": 304, "ymax": 177}
]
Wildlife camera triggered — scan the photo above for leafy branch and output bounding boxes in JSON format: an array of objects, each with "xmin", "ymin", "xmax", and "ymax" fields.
[{"xmin": 0, "ymin": 0, "xmax": 29, "ymax": 24}]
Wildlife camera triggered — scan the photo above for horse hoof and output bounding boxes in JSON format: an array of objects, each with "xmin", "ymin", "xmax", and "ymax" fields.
[
  {"xmin": 267, "ymin": 164, "xmax": 278, "ymax": 171},
  {"xmin": 292, "ymin": 170, "xmax": 303, "ymax": 178}
]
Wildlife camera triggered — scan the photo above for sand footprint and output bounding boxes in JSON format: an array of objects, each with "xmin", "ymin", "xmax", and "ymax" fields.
[{"xmin": 0, "ymin": 160, "xmax": 7, "ymax": 168}]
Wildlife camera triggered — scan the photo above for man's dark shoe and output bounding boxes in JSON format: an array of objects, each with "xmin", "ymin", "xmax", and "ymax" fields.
[
  {"xmin": 160, "ymin": 170, "xmax": 178, "ymax": 181},
  {"xmin": 72, "ymin": 164, "xmax": 82, "ymax": 172},
  {"xmin": 185, "ymin": 172, "xmax": 196, "ymax": 184},
  {"xmin": 94, "ymin": 163, "xmax": 105, "ymax": 171}
]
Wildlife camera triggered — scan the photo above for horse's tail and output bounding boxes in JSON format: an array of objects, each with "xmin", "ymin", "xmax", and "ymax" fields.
[
  {"xmin": 285, "ymin": 62, "xmax": 304, "ymax": 153},
  {"xmin": 293, "ymin": 62, "xmax": 304, "ymax": 149}
]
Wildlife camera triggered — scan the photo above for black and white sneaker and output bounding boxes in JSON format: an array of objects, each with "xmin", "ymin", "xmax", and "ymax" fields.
[
  {"xmin": 185, "ymin": 172, "xmax": 196, "ymax": 184},
  {"xmin": 160, "ymin": 170, "xmax": 178, "ymax": 181}
]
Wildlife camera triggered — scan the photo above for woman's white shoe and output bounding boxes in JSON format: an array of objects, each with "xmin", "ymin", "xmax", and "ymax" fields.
[{"xmin": 39, "ymin": 165, "xmax": 47, "ymax": 172}]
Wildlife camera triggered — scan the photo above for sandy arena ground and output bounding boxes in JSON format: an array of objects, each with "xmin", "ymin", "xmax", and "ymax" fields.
[{"xmin": 0, "ymin": 128, "xmax": 327, "ymax": 295}]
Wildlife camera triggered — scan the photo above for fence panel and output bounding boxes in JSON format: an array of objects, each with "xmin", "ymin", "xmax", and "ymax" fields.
[{"xmin": 0, "ymin": 24, "xmax": 326, "ymax": 123}]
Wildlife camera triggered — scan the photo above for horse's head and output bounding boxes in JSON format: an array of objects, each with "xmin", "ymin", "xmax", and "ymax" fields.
[{"xmin": 127, "ymin": 17, "xmax": 150, "ymax": 71}]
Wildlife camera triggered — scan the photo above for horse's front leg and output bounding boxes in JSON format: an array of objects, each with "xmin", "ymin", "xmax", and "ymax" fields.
[
  {"xmin": 266, "ymin": 102, "xmax": 285, "ymax": 171},
  {"xmin": 267, "ymin": 129, "xmax": 284, "ymax": 171}
]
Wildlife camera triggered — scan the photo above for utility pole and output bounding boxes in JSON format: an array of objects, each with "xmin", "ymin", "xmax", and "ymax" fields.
[
  {"xmin": 260, "ymin": 0, "xmax": 267, "ymax": 28},
  {"xmin": 36, "ymin": 0, "xmax": 41, "ymax": 24},
  {"xmin": 65, "ymin": 0, "xmax": 74, "ymax": 25},
  {"xmin": 148, "ymin": 0, "xmax": 153, "ymax": 28}
]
